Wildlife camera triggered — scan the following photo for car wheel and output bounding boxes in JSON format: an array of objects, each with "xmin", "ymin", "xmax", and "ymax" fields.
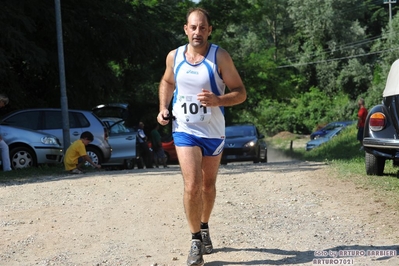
[
  {"xmin": 86, "ymin": 146, "xmax": 103, "ymax": 167},
  {"xmin": 261, "ymin": 149, "xmax": 268, "ymax": 163},
  {"xmin": 220, "ymin": 152, "xmax": 227, "ymax": 165},
  {"xmin": 124, "ymin": 159, "xmax": 134, "ymax": 169},
  {"xmin": 253, "ymin": 148, "xmax": 260, "ymax": 163},
  {"xmin": 10, "ymin": 146, "xmax": 36, "ymax": 169},
  {"xmin": 365, "ymin": 152, "xmax": 385, "ymax": 176}
]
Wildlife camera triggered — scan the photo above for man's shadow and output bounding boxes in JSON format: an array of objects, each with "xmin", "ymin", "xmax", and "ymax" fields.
[{"xmin": 205, "ymin": 244, "xmax": 399, "ymax": 265}]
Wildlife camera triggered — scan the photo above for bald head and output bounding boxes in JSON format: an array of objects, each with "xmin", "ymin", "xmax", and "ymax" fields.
[{"xmin": 186, "ymin": 8, "xmax": 211, "ymax": 25}]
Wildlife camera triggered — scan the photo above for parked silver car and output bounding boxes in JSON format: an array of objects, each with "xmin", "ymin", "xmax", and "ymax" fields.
[
  {"xmin": 0, "ymin": 108, "xmax": 112, "ymax": 165},
  {"xmin": 0, "ymin": 125, "xmax": 63, "ymax": 169},
  {"xmin": 100, "ymin": 117, "xmax": 136, "ymax": 169}
]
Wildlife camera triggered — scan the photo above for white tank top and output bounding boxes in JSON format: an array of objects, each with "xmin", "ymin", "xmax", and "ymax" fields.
[{"xmin": 172, "ymin": 43, "xmax": 226, "ymax": 139}]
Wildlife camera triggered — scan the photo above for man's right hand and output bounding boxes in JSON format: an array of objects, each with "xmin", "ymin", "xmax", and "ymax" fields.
[{"xmin": 157, "ymin": 110, "xmax": 170, "ymax": 126}]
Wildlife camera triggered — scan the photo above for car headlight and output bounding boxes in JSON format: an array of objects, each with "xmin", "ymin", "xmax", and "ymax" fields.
[
  {"xmin": 369, "ymin": 112, "xmax": 386, "ymax": 131},
  {"xmin": 244, "ymin": 140, "xmax": 256, "ymax": 148},
  {"xmin": 41, "ymin": 136, "xmax": 58, "ymax": 145}
]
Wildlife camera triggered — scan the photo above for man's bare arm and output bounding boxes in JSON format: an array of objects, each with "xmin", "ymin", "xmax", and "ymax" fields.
[
  {"xmin": 158, "ymin": 50, "xmax": 176, "ymax": 124},
  {"xmin": 219, "ymin": 48, "xmax": 246, "ymax": 106}
]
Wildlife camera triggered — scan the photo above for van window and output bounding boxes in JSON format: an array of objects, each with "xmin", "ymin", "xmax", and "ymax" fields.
[
  {"xmin": 4, "ymin": 111, "xmax": 40, "ymax": 130},
  {"xmin": 43, "ymin": 111, "xmax": 90, "ymax": 129},
  {"xmin": 73, "ymin": 112, "xmax": 90, "ymax": 128},
  {"xmin": 43, "ymin": 111, "xmax": 62, "ymax": 130}
]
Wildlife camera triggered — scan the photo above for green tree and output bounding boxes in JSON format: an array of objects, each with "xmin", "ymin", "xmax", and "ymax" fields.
[
  {"xmin": 1, "ymin": 0, "xmax": 397, "ymax": 136},
  {"xmin": 0, "ymin": 0, "xmax": 187, "ymax": 115},
  {"xmin": 287, "ymin": 0, "xmax": 370, "ymax": 99}
]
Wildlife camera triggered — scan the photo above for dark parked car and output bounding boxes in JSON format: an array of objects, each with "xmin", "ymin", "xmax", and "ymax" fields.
[
  {"xmin": 363, "ymin": 59, "xmax": 399, "ymax": 176},
  {"xmin": 310, "ymin": 121, "xmax": 355, "ymax": 140},
  {"xmin": 0, "ymin": 108, "xmax": 111, "ymax": 165},
  {"xmin": 221, "ymin": 124, "xmax": 267, "ymax": 164},
  {"xmin": 0, "ymin": 125, "xmax": 63, "ymax": 169}
]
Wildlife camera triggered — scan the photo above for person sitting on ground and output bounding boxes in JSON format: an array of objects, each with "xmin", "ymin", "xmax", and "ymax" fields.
[{"xmin": 64, "ymin": 131, "xmax": 101, "ymax": 174}]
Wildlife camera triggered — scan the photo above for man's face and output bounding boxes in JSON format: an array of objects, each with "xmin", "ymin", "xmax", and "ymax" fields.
[
  {"xmin": 184, "ymin": 12, "xmax": 212, "ymax": 48},
  {"xmin": 0, "ymin": 101, "xmax": 6, "ymax": 108}
]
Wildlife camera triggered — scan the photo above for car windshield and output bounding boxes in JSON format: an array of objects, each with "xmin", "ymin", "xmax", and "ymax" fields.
[
  {"xmin": 322, "ymin": 128, "xmax": 342, "ymax": 138},
  {"xmin": 323, "ymin": 123, "xmax": 338, "ymax": 130},
  {"xmin": 322, "ymin": 121, "xmax": 354, "ymax": 131},
  {"xmin": 110, "ymin": 123, "xmax": 129, "ymax": 134},
  {"xmin": 102, "ymin": 119, "xmax": 131, "ymax": 134},
  {"xmin": 226, "ymin": 126, "xmax": 255, "ymax": 138}
]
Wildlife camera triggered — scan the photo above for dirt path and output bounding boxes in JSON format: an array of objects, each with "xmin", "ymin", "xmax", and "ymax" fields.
[{"xmin": 1, "ymin": 152, "xmax": 399, "ymax": 266}]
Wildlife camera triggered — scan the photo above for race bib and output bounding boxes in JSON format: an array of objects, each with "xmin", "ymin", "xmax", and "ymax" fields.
[{"xmin": 175, "ymin": 95, "xmax": 211, "ymax": 123}]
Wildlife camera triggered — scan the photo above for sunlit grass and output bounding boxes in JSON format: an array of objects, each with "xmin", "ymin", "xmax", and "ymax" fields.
[{"xmin": 267, "ymin": 125, "xmax": 399, "ymax": 208}]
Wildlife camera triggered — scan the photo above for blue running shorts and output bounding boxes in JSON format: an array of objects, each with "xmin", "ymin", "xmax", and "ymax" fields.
[{"xmin": 173, "ymin": 132, "xmax": 225, "ymax": 156}]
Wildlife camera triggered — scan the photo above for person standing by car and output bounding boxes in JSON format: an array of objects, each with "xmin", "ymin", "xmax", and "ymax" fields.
[
  {"xmin": 357, "ymin": 98, "xmax": 368, "ymax": 151},
  {"xmin": 136, "ymin": 121, "xmax": 153, "ymax": 168},
  {"xmin": 157, "ymin": 7, "xmax": 246, "ymax": 266},
  {"xmin": 150, "ymin": 123, "xmax": 168, "ymax": 168},
  {"xmin": 0, "ymin": 94, "xmax": 11, "ymax": 171},
  {"xmin": 64, "ymin": 131, "xmax": 101, "ymax": 174}
]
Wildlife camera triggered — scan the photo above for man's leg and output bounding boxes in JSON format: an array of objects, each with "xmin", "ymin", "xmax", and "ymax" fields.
[
  {"xmin": 0, "ymin": 140, "xmax": 11, "ymax": 171},
  {"xmin": 153, "ymin": 149, "xmax": 159, "ymax": 167},
  {"xmin": 176, "ymin": 146, "xmax": 205, "ymax": 265},
  {"xmin": 162, "ymin": 155, "xmax": 168, "ymax": 168},
  {"xmin": 201, "ymin": 154, "xmax": 221, "ymax": 223},
  {"xmin": 76, "ymin": 157, "xmax": 85, "ymax": 171},
  {"xmin": 161, "ymin": 148, "xmax": 168, "ymax": 168},
  {"xmin": 176, "ymin": 145, "xmax": 222, "ymax": 264},
  {"xmin": 143, "ymin": 144, "xmax": 153, "ymax": 168},
  {"xmin": 200, "ymin": 154, "xmax": 221, "ymax": 254},
  {"xmin": 176, "ymin": 146, "xmax": 204, "ymax": 234},
  {"xmin": 136, "ymin": 144, "xmax": 145, "ymax": 168},
  {"xmin": 358, "ymin": 128, "xmax": 364, "ymax": 150}
]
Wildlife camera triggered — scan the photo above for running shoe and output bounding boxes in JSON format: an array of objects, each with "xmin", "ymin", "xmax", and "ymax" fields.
[
  {"xmin": 201, "ymin": 228, "xmax": 213, "ymax": 254},
  {"xmin": 187, "ymin": 239, "xmax": 204, "ymax": 266}
]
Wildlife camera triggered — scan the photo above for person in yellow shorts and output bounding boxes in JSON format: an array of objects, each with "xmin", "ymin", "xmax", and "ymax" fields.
[{"xmin": 64, "ymin": 131, "xmax": 101, "ymax": 174}]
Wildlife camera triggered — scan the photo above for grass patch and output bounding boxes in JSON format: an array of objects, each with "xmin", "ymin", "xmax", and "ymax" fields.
[
  {"xmin": 0, "ymin": 164, "xmax": 65, "ymax": 181},
  {"xmin": 267, "ymin": 125, "xmax": 399, "ymax": 208},
  {"xmin": 0, "ymin": 164, "xmax": 103, "ymax": 183}
]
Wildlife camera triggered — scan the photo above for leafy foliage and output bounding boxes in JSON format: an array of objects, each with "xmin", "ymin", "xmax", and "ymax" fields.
[{"xmin": 0, "ymin": 0, "xmax": 398, "ymax": 133}]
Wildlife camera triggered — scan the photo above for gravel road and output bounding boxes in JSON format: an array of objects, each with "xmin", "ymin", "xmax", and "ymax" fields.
[{"xmin": 1, "ymin": 148, "xmax": 398, "ymax": 266}]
